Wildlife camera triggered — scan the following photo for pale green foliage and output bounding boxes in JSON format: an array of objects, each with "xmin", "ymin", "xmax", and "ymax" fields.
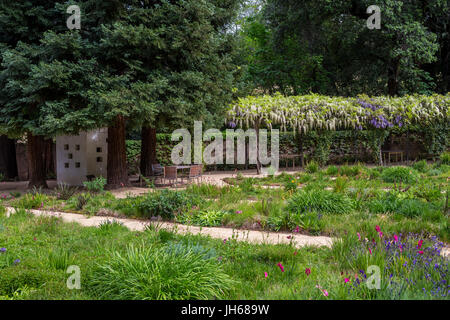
[{"xmin": 88, "ymin": 244, "xmax": 234, "ymax": 300}]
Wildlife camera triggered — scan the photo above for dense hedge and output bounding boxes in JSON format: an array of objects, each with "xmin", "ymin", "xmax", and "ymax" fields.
[{"xmin": 126, "ymin": 125, "xmax": 448, "ymax": 172}]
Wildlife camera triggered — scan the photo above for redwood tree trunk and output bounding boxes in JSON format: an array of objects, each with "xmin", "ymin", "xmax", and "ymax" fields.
[
  {"xmin": 27, "ymin": 133, "xmax": 48, "ymax": 188},
  {"xmin": 140, "ymin": 126, "xmax": 157, "ymax": 176},
  {"xmin": 107, "ymin": 115, "xmax": 130, "ymax": 188},
  {"xmin": 43, "ymin": 138, "xmax": 55, "ymax": 178},
  {"xmin": 388, "ymin": 59, "xmax": 400, "ymax": 96},
  {"xmin": 0, "ymin": 135, "xmax": 18, "ymax": 179}
]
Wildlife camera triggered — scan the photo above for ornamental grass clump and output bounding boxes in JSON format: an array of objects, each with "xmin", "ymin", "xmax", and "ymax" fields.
[
  {"xmin": 53, "ymin": 183, "xmax": 78, "ymax": 200},
  {"xmin": 368, "ymin": 192, "xmax": 439, "ymax": 218},
  {"xmin": 440, "ymin": 152, "xmax": 450, "ymax": 166},
  {"xmin": 287, "ymin": 189, "xmax": 354, "ymax": 215},
  {"xmin": 305, "ymin": 161, "xmax": 319, "ymax": 173},
  {"xmin": 87, "ymin": 244, "xmax": 234, "ymax": 300},
  {"xmin": 137, "ymin": 190, "xmax": 200, "ymax": 219},
  {"xmin": 325, "ymin": 165, "xmax": 339, "ymax": 176},
  {"xmin": 381, "ymin": 166, "xmax": 419, "ymax": 184},
  {"xmin": 412, "ymin": 160, "xmax": 429, "ymax": 173},
  {"xmin": 177, "ymin": 210, "xmax": 226, "ymax": 227}
]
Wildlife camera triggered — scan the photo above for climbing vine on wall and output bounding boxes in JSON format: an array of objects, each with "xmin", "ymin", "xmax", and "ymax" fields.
[{"xmin": 228, "ymin": 93, "xmax": 449, "ymax": 133}]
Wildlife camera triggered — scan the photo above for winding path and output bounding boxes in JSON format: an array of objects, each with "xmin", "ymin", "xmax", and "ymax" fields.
[
  {"xmin": 5, "ymin": 207, "xmax": 333, "ymax": 248},
  {"xmin": 4, "ymin": 204, "xmax": 449, "ymax": 257}
]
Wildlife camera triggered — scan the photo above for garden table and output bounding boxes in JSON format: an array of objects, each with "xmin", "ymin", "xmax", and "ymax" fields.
[
  {"xmin": 382, "ymin": 151, "xmax": 404, "ymax": 165},
  {"xmin": 280, "ymin": 154, "xmax": 303, "ymax": 169},
  {"xmin": 163, "ymin": 165, "xmax": 195, "ymax": 185}
]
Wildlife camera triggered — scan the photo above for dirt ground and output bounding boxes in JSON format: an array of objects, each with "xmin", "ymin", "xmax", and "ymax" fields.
[{"xmin": 0, "ymin": 169, "xmax": 293, "ymax": 198}]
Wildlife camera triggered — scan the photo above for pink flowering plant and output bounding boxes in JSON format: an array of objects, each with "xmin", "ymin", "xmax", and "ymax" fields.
[
  {"xmin": 11, "ymin": 193, "xmax": 49, "ymax": 210},
  {"xmin": 332, "ymin": 225, "xmax": 449, "ymax": 299}
]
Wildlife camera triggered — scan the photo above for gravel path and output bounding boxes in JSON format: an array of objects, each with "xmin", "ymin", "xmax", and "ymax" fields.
[
  {"xmin": 5, "ymin": 207, "xmax": 450, "ymax": 257},
  {"xmin": 5, "ymin": 207, "xmax": 333, "ymax": 249}
]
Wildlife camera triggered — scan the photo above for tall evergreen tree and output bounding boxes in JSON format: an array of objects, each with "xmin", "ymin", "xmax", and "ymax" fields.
[
  {"xmin": 1, "ymin": 1, "xmax": 241, "ymax": 187},
  {"xmin": 0, "ymin": 1, "xmax": 65, "ymax": 187},
  {"xmin": 131, "ymin": 0, "xmax": 241, "ymax": 176}
]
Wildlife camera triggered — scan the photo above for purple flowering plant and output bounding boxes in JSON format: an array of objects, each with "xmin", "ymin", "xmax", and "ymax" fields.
[
  {"xmin": 334, "ymin": 226, "xmax": 448, "ymax": 299},
  {"xmin": 357, "ymin": 99, "xmax": 403, "ymax": 130}
]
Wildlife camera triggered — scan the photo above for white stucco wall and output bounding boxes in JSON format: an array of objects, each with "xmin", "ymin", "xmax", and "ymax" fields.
[
  {"xmin": 86, "ymin": 129, "xmax": 108, "ymax": 178},
  {"xmin": 56, "ymin": 129, "xmax": 108, "ymax": 186}
]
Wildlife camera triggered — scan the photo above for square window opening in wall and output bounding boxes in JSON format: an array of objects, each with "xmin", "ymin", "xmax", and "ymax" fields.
[
  {"xmin": 96, "ymin": 147, "xmax": 102, "ymax": 153},
  {"xmin": 68, "ymin": 153, "xmax": 73, "ymax": 159},
  {"xmin": 64, "ymin": 163, "xmax": 69, "ymax": 168},
  {"xmin": 64, "ymin": 144, "xmax": 69, "ymax": 150},
  {"xmin": 75, "ymin": 145, "xmax": 80, "ymax": 151},
  {"xmin": 75, "ymin": 162, "xmax": 80, "ymax": 168},
  {"xmin": 96, "ymin": 157, "xmax": 103, "ymax": 163}
]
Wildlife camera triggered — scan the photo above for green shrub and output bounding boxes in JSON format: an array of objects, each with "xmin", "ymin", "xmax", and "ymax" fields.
[
  {"xmin": 427, "ymin": 168, "xmax": 442, "ymax": 176},
  {"xmin": 47, "ymin": 248, "xmax": 72, "ymax": 271},
  {"xmin": 325, "ymin": 165, "xmax": 338, "ymax": 176},
  {"xmin": 0, "ymin": 267, "xmax": 57, "ymax": 296},
  {"xmin": 287, "ymin": 211, "xmax": 325, "ymax": 235},
  {"xmin": 286, "ymin": 189, "xmax": 354, "ymax": 215},
  {"xmin": 381, "ymin": 167, "xmax": 419, "ymax": 184},
  {"xmin": 257, "ymin": 197, "xmax": 282, "ymax": 217},
  {"xmin": 83, "ymin": 177, "xmax": 107, "ymax": 193},
  {"xmin": 305, "ymin": 160, "xmax": 319, "ymax": 174},
  {"xmin": 266, "ymin": 214, "xmax": 284, "ymax": 231},
  {"xmin": 412, "ymin": 160, "xmax": 429, "ymax": 173},
  {"xmin": 13, "ymin": 193, "xmax": 48, "ymax": 209},
  {"xmin": 96, "ymin": 220, "xmax": 128, "ymax": 235},
  {"xmin": 0, "ymin": 205, "xmax": 5, "ymax": 217},
  {"xmin": 440, "ymin": 164, "xmax": 450, "ymax": 173},
  {"xmin": 87, "ymin": 244, "xmax": 234, "ymax": 300},
  {"xmin": 367, "ymin": 168, "xmax": 382, "ymax": 179},
  {"xmin": 126, "ymin": 140, "xmax": 142, "ymax": 175},
  {"xmin": 137, "ymin": 190, "xmax": 199, "ymax": 219},
  {"xmin": 440, "ymin": 151, "xmax": 450, "ymax": 165},
  {"xmin": 339, "ymin": 164, "xmax": 362, "ymax": 177},
  {"xmin": 75, "ymin": 194, "xmax": 88, "ymax": 210},
  {"xmin": 411, "ymin": 184, "xmax": 444, "ymax": 202},
  {"xmin": 112, "ymin": 196, "xmax": 144, "ymax": 216},
  {"xmin": 368, "ymin": 193, "xmax": 437, "ymax": 218},
  {"xmin": 65, "ymin": 192, "xmax": 117, "ymax": 215},
  {"xmin": 239, "ymin": 178, "xmax": 256, "ymax": 193},
  {"xmin": 333, "ymin": 176, "xmax": 349, "ymax": 193},
  {"xmin": 177, "ymin": 210, "xmax": 226, "ymax": 227},
  {"xmin": 283, "ymin": 178, "xmax": 298, "ymax": 192},
  {"xmin": 298, "ymin": 173, "xmax": 313, "ymax": 183},
  {"xmin": 0, "ymin": 173, "xmax": 4, "ymax": 182},
  {"xmin": 53, "ymin": 183, "xmax": 78, "ymax": 200}
]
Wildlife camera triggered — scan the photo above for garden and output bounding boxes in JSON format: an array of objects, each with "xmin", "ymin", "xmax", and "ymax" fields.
[
  {"xmin": 1, "ymin": 153, "xmax": 449, "ymax": 300},
  {"xmin": 0, "ymin": 0, "xmax": 449, "ymax": 303}
]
